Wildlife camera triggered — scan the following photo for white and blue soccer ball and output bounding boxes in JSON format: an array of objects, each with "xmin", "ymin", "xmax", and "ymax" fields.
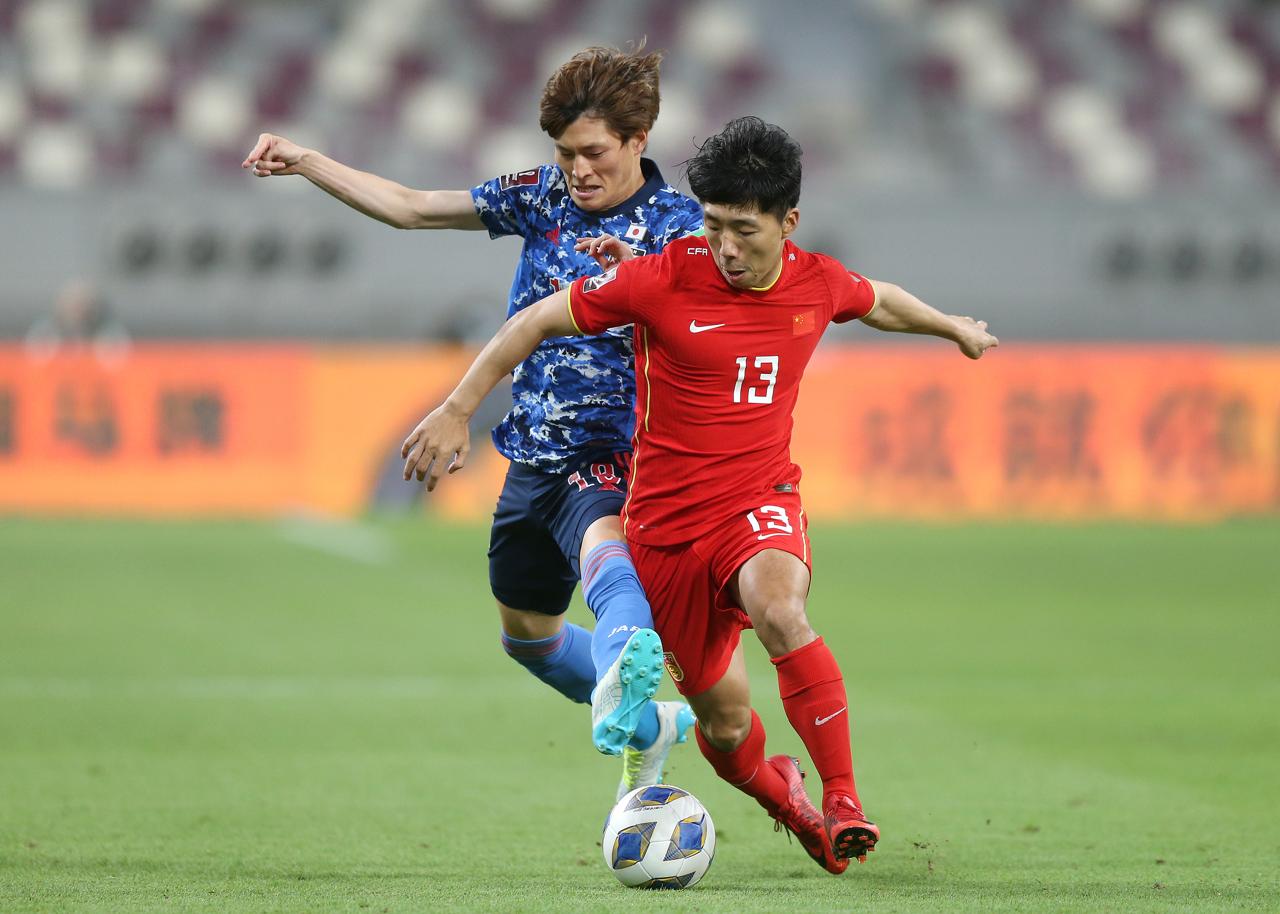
[{"xmin": 602, "ymin": 784, "xmax": 716, "ymax": 889}]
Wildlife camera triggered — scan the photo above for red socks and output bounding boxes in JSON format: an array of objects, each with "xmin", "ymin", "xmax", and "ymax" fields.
[
  {"xmin": 695, "ymin": 708, "xmax": 790, "ymax": 813},
  {"xmin": 696, "ymin": 638, "xmax": 863, "ymax": 814},
  {"xmin": 772, "ymin": 636, "xmax": 861, "ymax": 808}
]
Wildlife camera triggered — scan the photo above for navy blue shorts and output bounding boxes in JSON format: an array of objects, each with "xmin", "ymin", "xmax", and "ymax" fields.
[{"xmin": 488, "ymin": 449, "xmax": 632, "ymax": 615}]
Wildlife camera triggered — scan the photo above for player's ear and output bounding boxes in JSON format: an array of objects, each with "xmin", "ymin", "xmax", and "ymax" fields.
[
  {"xmin": 629, "ymin": 129, "xmax": 648, "ymax": 155},
  {"xmin": 781, "ymin": 208, "xmax": 800, "ymax": 239}
]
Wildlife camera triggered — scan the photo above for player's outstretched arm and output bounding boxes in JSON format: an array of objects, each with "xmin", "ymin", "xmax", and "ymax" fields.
[
  {"xmin": 401, "ymin": 289, "xmax": 579, "ymax": 489},
  {"xmin": 863, "ymin": 281, "xmax": 999, "ymax": 360},
  {"xmin": 241, "ymin": 133, "xmax": 483, "ymax": 231}
]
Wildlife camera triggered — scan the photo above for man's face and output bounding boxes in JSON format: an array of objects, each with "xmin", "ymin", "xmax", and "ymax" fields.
[
  {"xmin": 553, "ymin": 115, "xmax": 647, "ymax": 212},
  {"xmin": 701, "ymin": 202, "xmax": 799, "ymax": 290}
]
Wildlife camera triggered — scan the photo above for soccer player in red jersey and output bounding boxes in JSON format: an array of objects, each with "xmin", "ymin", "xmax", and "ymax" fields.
[{"xmin": 402, "ymin": 116, "xmax": 999, "ymax": 873}]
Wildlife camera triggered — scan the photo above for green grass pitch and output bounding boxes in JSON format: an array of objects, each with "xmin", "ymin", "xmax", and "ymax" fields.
[{"xmin": 1, "ymin": 516, "xmax": 1277, "ymax": 913}]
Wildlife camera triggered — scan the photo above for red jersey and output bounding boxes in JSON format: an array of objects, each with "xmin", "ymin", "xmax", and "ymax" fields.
[{"xmin": 567, "ymin": 236, "xmax": 877, "ymax": 546}]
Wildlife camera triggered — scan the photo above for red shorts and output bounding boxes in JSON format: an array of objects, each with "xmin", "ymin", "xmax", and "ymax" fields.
[{"xmin": 630, "ymin": 492, "xmax": 812, "ymax": 697}]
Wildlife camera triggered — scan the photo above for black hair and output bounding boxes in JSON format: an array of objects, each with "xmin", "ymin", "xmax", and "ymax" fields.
[{"xmin": 684, "ymin": 116, "xmax": 802, "ymax": 220}]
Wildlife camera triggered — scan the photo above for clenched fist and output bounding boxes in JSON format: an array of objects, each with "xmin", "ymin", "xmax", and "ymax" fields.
[
  {"xmin": 951, "ymin": 315, "xmax": 999, "ymax": 360},
  {"xmin": 241, "ymin": 133, "xmax": 309, "ymax": 177}
]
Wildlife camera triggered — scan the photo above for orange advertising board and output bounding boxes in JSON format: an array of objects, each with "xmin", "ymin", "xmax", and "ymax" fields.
[
  {"xmin": 1, "ymin": 344, "xmax": 1277, "ymax": 520},
  {"xmin": 0, "ymin": 344, "xmax": 476, "ymax": 516},
  {"xmin": 794, "ymin": 346, "xmax": 1280, "ymax": 520},
  {"xmin": 0, "ymin": 346, "xmax": 305, "ymax": 513}
]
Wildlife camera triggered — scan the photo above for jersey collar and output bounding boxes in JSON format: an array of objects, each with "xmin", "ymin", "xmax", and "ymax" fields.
[
  {"xmin": 749, "ymin": 243, "xmax": 792, "ymax": 292},
  {"xmin": 562, "ymin": 158, "xmax": 666, "ymax": 221}
]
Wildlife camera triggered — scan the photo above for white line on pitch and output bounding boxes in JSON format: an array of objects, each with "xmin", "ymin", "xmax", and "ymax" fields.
[{"xmin": 274, "ymin": 514, "xmax": 395, "ymax": 566}]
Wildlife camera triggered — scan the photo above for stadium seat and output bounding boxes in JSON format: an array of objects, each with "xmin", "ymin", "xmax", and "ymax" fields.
[
  {"xmin": 401, "ymin": 78, "xmax": 480, "ymax": 152},
  {"xmin": 0, "ymin": 0, "xmax": 1274, "ymax": 198},
  {"xmin": 0, "ymin": 77, "xmax": 29, "ymax": 147},
  {"xmin": 18, "ymin": 120, "xmax": 93, "ymax": 188},
  {"xmin": 98, "ymin": 31, "xmax": 168, "ymax": 105},
  {"xmin": 177, "ymin": 75, "xmax": 252, "ymax": 150}
]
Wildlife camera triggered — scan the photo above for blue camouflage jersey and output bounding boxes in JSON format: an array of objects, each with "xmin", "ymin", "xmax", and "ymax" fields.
[{"xmin": 471, "ymin": 158, "xmax": 703, "ymax": 471}]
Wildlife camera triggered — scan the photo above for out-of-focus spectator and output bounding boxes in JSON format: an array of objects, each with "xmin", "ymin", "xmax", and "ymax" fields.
[{"xmin": 24, "ymin": 280, "xmax": 131, "ymax": 364}]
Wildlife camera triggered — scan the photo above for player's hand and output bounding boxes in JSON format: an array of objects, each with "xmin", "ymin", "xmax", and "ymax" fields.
[
  {"xmin": 241, "ymin": 133, "xmax": 308, "ymax": 177},
  {"xmin": 952, "ymin": 315, "xmax": 999, "ymax": 359},
  {"xmin": 400, "ymin": 402, "xmax": 471, "ymax": 491},
  {"xmin": 575, "ymin": 233, "xmax": 635, "ymax": 271}
]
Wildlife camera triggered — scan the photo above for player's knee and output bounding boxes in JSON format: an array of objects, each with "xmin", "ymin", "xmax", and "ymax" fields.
[
  {"xmin": 752, "ymin": 599, "xmax": 815, "ymax": 655},
  {"xmin": 500, "ymin": 617, "xmax": 543, "ymax": 641},
  {"xmin": 696, "ymin": 707, "xmax": 752, "ymax": 752},
  {"xmin": 497, "ymin": 602, "xmax": 563, "ymax": 641}
]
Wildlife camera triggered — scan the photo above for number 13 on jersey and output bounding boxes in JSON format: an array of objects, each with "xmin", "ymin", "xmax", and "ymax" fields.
[{"xmin": 733, "ymin": 356, "xmax": 779, "ymax": 404}]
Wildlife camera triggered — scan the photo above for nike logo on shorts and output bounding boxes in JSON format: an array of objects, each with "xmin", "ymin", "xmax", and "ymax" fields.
[
  {"xmin": 756, "ymin": 532, "xmax": 788, "ymax": 541},
  {"xmin": 688, "ymin": 320, "xmax": 726, "ymax": 333},
  {"xmin": 815, "ymin": 707, "xmax": 847, "ymax": 726}
]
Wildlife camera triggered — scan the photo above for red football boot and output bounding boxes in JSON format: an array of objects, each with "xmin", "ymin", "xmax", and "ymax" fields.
[
  {"xmin": 825, "ymin": 794, "xmax": 880, "ymax": 863},
  {"xmin": 764, "ymin": 755, "xmax": 848, "ymax": 875}
]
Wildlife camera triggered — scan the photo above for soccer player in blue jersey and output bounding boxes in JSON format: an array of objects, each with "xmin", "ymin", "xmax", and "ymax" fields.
[{"xmin": 243, "ymin": 45, "xmax": 703, "ymax": 796}]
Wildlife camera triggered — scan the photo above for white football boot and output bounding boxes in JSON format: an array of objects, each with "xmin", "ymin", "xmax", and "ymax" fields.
[
  {"xmin": 591, "ymin": 628, "xmax": 664, "ymax": 755},
  {"xmin": 616, "ymin": 700, "xmax": 698, "ymax": 800}
]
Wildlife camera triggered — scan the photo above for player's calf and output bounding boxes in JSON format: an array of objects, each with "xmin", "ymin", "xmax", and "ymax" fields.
[{"xmin": 499, "ymin": 623, "xmax": 594, "ymax": 704}]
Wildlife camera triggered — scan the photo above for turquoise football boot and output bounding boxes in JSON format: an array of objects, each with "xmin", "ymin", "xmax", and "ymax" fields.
[{"xmin": 591, "ymin": 628, "xmax": 665, "ymax": 755}]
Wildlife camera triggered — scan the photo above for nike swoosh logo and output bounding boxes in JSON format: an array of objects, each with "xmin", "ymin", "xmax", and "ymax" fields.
[
  {"xmin": 815, "ymin": 707, "xmax": 847, "ymax": 726},
  {"xmin": 689, "ymin": 320, "xmax": 726, "ymax": 333},
  {"xmin": 756, "ymin": 532, "xmax": 788, "ymax": 541}
]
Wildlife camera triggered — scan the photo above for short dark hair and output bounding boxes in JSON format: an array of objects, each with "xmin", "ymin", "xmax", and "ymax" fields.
[
  {"xmin": 538, "ymin": 43, "xmax": 662, "ymax": 142},
  {"xmin": 684, "ymin": 116, "xmax": 802, "ymax": 220}
]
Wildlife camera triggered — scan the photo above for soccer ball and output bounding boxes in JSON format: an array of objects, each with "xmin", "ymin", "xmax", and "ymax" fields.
[{"xmin": 601, "ymin": 784, "xmax": 716, "ymax": 889}]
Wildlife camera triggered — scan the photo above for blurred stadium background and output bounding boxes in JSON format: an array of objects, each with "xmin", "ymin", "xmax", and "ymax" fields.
[
  {"xmin": 1, "ymin": 1, "xmax": 1278, "ymax": 911},
  {"xmin": 1, "ymin": 0, "xmax": 1278, "ymax": 518},
  {"xmin": 3, "ymin": 0, "xmax": 1280, "ymax": 342}
]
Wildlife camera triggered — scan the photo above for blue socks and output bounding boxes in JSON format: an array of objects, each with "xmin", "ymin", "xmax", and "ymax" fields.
[
  {"xmin": 629, "ymin": 702, "xmax": 659, "ymax": 750},
  {"xmin": 582, "ymin": 541, "xmax": 661, "ymax": 750},
  {"xmin": 581, "ymin": 542, "xmax": 652, "ymax": 680},
  {"xmin": 501, "ymin": 623, "xmax": 594, "ymax": 705}
]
